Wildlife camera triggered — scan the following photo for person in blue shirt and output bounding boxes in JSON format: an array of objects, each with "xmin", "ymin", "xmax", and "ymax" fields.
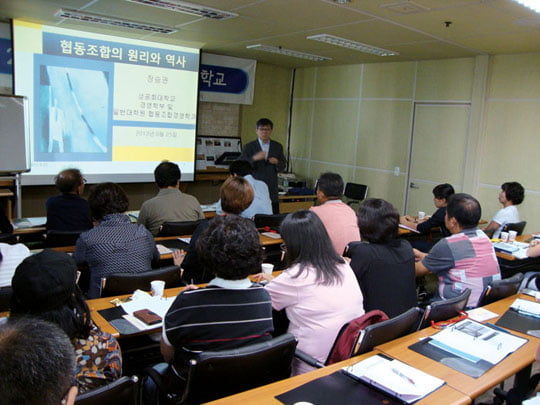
[{"xmin": 216, "ymin": 160, "xmax": 272, "ymax": 219}]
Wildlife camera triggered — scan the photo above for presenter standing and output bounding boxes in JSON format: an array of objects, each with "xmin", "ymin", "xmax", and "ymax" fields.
[{"xmin": 240, "ymin": 118, "xmax": 286, "ymax": 213}]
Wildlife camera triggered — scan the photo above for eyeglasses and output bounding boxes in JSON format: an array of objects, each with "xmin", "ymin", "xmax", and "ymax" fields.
[{"xmin": 82, "ymin": 178, "xmax": 87, "ymax": 184}]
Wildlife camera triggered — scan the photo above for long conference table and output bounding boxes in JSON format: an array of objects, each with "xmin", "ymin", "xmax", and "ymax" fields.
[
  {"xmin": 203, "ymin": 294, "xmax": 539, "ymax": 404},
  {"xmin": 85, "ymin": 276, "xmax": 540, "ymax": 405}
]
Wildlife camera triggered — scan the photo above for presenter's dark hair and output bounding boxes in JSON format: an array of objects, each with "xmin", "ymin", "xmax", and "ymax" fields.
[
  {"xmin": 55, "ymin": 168, "xmax": 84, "ymax": 193},
  {"xmin": 88, "ymin": 182, "xmax": 129, "ymax": 220},
  {"xmin": 229, "ymin": 160, "xmax": 253, "ymax": 177},
  {"xmin": 317, "ymin": 172, "xmax": 344, "ymax": 198},
  {"xmin": 220, "ymin": 176, "xmax": 254, "ymax": 215},
  {"xmin": 357, "ymin": 199, "xmax": 399, "ymax": 244},
  {"xmin": 432, "ymin": 183, "xmax": 455, "ymax": 201},
  {"xmin": 197, "ymin": 215, "xmax": 263, "ymax": 280},
  {"xmin": 280, "ymin": 210, "xmax": 344, "ymax": 285},
  {"xmin": 502, "ymin": 182, "xmax": 525, "ymax": 205},
  {"xmin": 256, "ymin": 118, "xmax": 273, "ymax": 129},
  {"xmin": 155, "ymin": 161, "xmax": 181, "ymax": 188},
  {"xmin": 446, "ymin": 193, "xmax": 481, "ymax": 229},
  {"xmin": 0, "ymin": 317, "xmax": 75, "ymax": 405}
]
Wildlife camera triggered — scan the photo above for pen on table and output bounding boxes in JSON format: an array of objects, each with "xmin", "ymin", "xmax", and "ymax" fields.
[
  {"xmin": 391, "ymin": 367, "xmax": 416, "ymax": 386},
  {"xmin": 486, "ymin": 323, "xmax": 508, "ymax": 333},
  {"xmin": 191, "ymin": 278, "xmax": 194, "ymax": 285}
]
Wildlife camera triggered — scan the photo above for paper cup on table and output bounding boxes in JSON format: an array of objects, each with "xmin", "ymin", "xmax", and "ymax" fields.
[
  {"xmin": 261, "ymin": 263, "xmax": 274, "ymax": 275},
  {"xmin": 500, "ymin": 231, "xmax": 509, "ymax": 242},
  {"xmin": 508, "ymin": 230, "xmax": 518, "ymax": 242},
  {"xmin": 418, "ymin": 211, "xmax": 426, "ymax": 220},
  {"xmin": 151, "ymin": 280, "xmax": 165, "ymax": 298}
]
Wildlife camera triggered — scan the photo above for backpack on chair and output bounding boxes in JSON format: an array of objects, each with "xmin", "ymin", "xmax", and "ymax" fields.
[{"xmin": 326, "ymin": 310, "xmax": 389, "ymax": 365}]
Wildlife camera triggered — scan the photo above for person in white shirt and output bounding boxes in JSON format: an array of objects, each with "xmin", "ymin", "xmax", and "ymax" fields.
[
  {"xmin": 0, "ymin": 243, "xmax": 30, "ymax": 287},
  {"xmin": 483, "ymin": 182, "xmax": 524, "ymax": 238}
]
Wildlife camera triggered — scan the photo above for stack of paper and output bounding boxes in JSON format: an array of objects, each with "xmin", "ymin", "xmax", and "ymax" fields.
[
  {"xmin": 428, "ymin": 319, "xmax": 527, "ymax": 364},
  {"xmin": 120, "ymin": 290, "xmax": 175, "ymax": 331},
  {"xmin": 343, "ymin": 355, "xmax": 444, "ymax": 404}
]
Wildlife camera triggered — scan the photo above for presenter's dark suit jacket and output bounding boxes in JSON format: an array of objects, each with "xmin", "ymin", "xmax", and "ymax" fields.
[{"xmin": 240, "ymin": 139, "xmax": 286, "ymax": 203}]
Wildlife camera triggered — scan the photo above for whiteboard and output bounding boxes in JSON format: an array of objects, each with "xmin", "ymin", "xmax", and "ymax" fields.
[{"xmin": 0, "ymin": 95, "xmax": 29, "ymax": 172}]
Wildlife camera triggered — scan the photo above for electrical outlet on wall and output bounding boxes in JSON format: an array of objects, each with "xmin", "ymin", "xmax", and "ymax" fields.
[{"xmin": 393, "ymin": 166, "xmax": 400, "ymax": 176}]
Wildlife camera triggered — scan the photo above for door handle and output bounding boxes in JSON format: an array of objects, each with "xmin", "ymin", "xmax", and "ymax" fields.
[{"xmin": 410, "ymin": 182, "xmax": 419, "ymax": 189}]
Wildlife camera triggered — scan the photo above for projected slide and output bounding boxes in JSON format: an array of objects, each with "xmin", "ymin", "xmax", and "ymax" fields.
[{"xmin": 13, "ymin": 20, "xmax": 200, "ymax": 185}]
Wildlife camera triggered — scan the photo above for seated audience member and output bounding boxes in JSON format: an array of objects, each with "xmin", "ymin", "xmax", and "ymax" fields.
[
  {"xmin": 10, "ymin": 249, "xmax": 122, "ymax": 393},
  {"xmin": 257, "ymin": 210, "xmax": 364, "ymax": 375},
  {"xmin": 138, "ymin": 161, "xmax": 205, "ymax": 235},
  {"xmin": 0, "ymin": 202, "xmax": 12, "ymax": 234},
  {"xmin": 483, "ymin": 181, "xmax": 525, "ymax": 238},
  {"xmin": 414, "ymin": 193, "xmax": 501, "ymax": 308},
  {"xmin": 348, "ymin": 199, "xmax": 417, "ymax": 318},
  {"xmin": 400, "ymin": 183, "xmax": 455, "ymax": 236},
  {"xmin": 73, "ymin": 182, "xmax": 159, "ymax": 298},
  {"xmin": 148, "ymin": 216, "xmax": 273, "ymax": 399},
  {"xmin": 46, "ymin": 168, "xmax": 92, "ymax": 231},
  {"xmin": 0, "ymin": 317, "xmax": 78, "ymax": 405},
  {"xmin": 310, "ymin": 172, "xmax": 360, "ymax": 255},
  {"xmin": 216, "ymin": 159, "xmax": 272, "ymax": 219},
  {"xmin": 178, "ymin": 176, "xmax": 254, "ymax": 284},
  {"xmin": 0, "ymin": 241, "xmax": 30, "ymax": 287}
]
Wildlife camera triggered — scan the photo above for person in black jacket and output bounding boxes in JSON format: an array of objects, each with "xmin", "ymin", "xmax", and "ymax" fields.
[{"xmin": 239, "ymin": 118, "xmax": 286, "ymax": 213}]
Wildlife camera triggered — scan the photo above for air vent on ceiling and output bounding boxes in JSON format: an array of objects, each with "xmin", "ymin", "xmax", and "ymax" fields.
[
  {"xmin": 55, "ymin": 9, "xmax": 177, "ymax": 33},
  {"xmin": 125, "ymin": 0, "xmax": 238, "ymax": 20},
  {"xmin": 380, "ymin": 1, "xmax": 430, "ymax": 14}
]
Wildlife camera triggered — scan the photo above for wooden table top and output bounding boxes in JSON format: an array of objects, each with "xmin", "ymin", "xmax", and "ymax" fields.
[
  {"xmin": 375, "ymin": 294, "xmax": 539, "ymax": 399},
  {"xmin": 205, "ymin": 351, "xmax": 471, "ymax": 405},
  {"xmin": 87, "ymin": 271, "xmax": 283, "ymax": 339}
]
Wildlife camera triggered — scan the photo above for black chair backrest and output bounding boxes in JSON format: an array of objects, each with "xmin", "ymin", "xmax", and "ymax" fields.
[
  {"xmin": 355, "ymin": 307, "xmax": 422, "ymax": 355},
  {"xmin": 45, "ymin": 230, "xmax": 82, "ymax": 248},
  {"xmin": 0, "ymin": 286, "xmax": 12, "ymax": 312},
  {"xmin": 180, "ymin": 334, "xmax": 297, "ymax": 404},
  {"xmin": 344, "ymin": 183, "xmax": 368, "ymax": 202},
  {"xmin": 418, "ymin": 289, "xmax": 471, "ymax": 330},
  {"xmin": 0, "ymin": 233, "xmax": 18, "ymax": 244},
  {"xmin": 254, "ymin": 213, "xmax": 287, "ymax": 229},
  {"xmin": 502, "ymin": 221, "xmax": 527, "ymax": 236},
  {"xmin": 157, "ymin": 220, "xmax": 204, "ymax": 237},
  {"xmin": 75, "ymin": 375, "xmax": 139, "ymax": 405},
  {"xmin": 477, "ymin": 273, "xmax": 524, "ymax": 307},
  {"xmin": 100, "ymin": 266, "xmax": 182, "ymax": 297}
]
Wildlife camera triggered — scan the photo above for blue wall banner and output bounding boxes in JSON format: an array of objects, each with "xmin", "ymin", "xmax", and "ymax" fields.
[{"xmin": 199, "ymin": 53, "xmax": 256, "ymax": 105}]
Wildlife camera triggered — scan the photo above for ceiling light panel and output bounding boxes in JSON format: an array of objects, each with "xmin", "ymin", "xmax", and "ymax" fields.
[
  {"xmin": 56, "ymin": 9, "xmax": 177, "ymax": 33},
  {"xmin": 125, "ymin": 0, "xmax": 238, "ymax": 20},
  {"xmin": 307, "ymin": 34, "xmax": 399, "ymax": 56},
  {"xmin": 511, "ymin": 0, "xmax": 540, "ymax": 13},
  {"xmin": 246, "ymin": 44, "xmax": 331, "ymax": 61}
]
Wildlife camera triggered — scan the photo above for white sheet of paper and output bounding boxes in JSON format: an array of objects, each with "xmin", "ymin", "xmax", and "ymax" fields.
[{"xmin": 430, "ymin": 319, "xmax": 526, "ymax": 364}]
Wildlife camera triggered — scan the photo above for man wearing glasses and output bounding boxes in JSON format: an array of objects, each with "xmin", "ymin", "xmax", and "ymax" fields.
[
  {"xmin": 240, "ymin": 118, "xmax": 286, "ymax": 214},
  {"xmin": 46, "ymin": 168, "xmax": 93, "ymax": 231}
]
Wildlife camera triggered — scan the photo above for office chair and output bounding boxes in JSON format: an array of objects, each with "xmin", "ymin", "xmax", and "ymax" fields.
[
  {"xmin": 253, "ymin": 213, "xmax": 287, "ymax": 229},
  {"xmin": 502, "ymin": 221, "xmax": 527, "ymax": 236},
  {"xmin": 100, "ymin": 265, "xmax": 183, "ymax": 297},
  {"xmin": 477, "ymin": 273, "xmax": 524, "ymax": 307},
  {"xmin": 157, "ymin": 220, "xmax": 205, "ymax": 237},
  {"xmin": 75, "ymin": 375, "xmax": 140, "ymax": 405},
  {"xmin": 0, "ymin": 286, "xmax": 12, "ymax": 312},
  {"xmin": 355, "ymin": 307, "xmax": 422, "ymax": 355},
  {"xmin": 294, "ymin": 310, "xmax": 389, "ymax": 369},
  {"xmin": 519, "ymin": 271, "xmax": 540, "ymax": 291},
  {"xmin": 417, "ymin": 289, "xmax": 471, "ymax": 330},
  {"xmin": 343, "ymin": 182, "xmax": 368, "ymax": 206},
  {"xmin": 146, "ymin": 333, "xmax": 297, "ymax": 404},
  {"xmin": 0, "ymin": 233, "xmax": 18, "ymax": 244},
  {"xmin": 44, "ymin": 230, "xmax": 82, "ymax": 248}
]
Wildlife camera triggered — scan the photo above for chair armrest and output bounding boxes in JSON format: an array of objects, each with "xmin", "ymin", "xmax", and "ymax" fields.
[{"xmin": 294, "ymin": 348, "xmax": 325, "ymax": 369}]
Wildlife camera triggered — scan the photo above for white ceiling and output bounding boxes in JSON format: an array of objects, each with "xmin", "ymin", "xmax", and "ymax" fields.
[{"xmin": 1, "ymin": 0, "xmax": 540, "ymax": 67}]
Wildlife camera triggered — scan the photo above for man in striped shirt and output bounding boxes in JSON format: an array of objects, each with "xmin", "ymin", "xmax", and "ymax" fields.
[{"xmin": 161, "ymin": 215, "xmax": 274, "ymax": 375}]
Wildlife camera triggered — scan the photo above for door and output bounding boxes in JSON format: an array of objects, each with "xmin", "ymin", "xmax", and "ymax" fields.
[{"xmin": 404, "ymin": 103, "xmax": 471, "ymax": 216}]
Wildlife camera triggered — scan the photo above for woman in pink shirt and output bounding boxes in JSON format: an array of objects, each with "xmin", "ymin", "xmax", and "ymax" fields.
[{"xmin": 256, "ymin": 210, "xmax": 364, "ymax": 375}]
